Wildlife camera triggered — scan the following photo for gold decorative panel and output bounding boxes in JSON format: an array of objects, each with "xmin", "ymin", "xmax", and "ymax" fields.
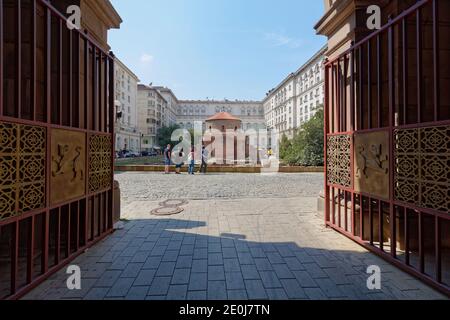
[
  {"xmin": 394, "ymin": 125, "xmax": 450, "ymax": 213},
  {"xmin": 0, "ymin": 122, "xmax": 46, "ymax": 221},
  {"xmin": 50, "ymin": 129, "xmax": 86, "ymax": 205},
  {"xmin": 88, "ymin": 134, "xmax": 112, "ymax": 193},
  {"xmin": 354, "ymin": 131, "xmax": 390, "ymax": 200},
  {"xmin": 327, "ymin": 134, "xmax": 352, "ymax": 188}
]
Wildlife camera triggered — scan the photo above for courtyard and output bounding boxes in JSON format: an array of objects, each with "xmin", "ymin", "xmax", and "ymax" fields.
[{"xmin": 23, "ymin": 173, "xmax": 446, "ymax": 300}]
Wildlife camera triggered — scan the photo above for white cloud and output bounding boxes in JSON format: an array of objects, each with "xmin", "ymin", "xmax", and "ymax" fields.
[
  {"xmin": 140, "ymin": 53, "xmax": 154, "ymax": 65},
  {"xmin": 264, "ymin": 32, "xmax": 302, "ymax": 49}
]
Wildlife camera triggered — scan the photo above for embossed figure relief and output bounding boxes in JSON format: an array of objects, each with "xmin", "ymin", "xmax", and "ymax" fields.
[
  {"xmin": 89, "ymin": 135, "xmax": 112, "ymax": 193},
  {"xmin": 354, "ymin": 131, "xmax": 390, "ymax": 200},
  {"xmin": 395, "ymin": 125, "xmax": 450, "ymax": 213},
  {"xmin": 327, "ymin": 134, "xmax": 352, "ymax": 188},
  {"xmin": 0, "ymin": 122, "xmax": 46, "ymax": 221},
  {"xmin": 50, "ymin": 129, "xmax": 86, "ymax": 205}
]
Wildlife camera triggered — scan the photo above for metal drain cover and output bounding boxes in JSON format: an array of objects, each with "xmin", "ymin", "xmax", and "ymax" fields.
[{"xmin": 151, "ymin": 206, "xmax": 184, "ymax": 216}]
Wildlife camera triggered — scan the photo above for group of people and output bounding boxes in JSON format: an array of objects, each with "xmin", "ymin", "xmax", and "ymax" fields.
[{"xmin": 163, "ymin": 144, "xmax": 209, "ymax": 175}]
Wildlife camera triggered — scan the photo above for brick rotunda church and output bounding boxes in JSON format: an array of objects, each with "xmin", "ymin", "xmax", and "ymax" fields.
[{"xmin": 204, "ymin": 112, "xmax": 260, "ymax": 165}]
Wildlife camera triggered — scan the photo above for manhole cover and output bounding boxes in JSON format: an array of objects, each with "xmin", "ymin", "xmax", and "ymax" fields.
[
  {"xmin": 159, "ymin": 199, "xmax": 189, "ymax": 208},
  {"xmin": 151, "ymin": 206, "xmax": 184, "ymax": 216}
]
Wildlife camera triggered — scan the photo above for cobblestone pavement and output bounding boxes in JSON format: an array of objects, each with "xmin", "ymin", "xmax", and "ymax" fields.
[
  {"xmin": 24, "ymin": 173, "xmax": 446, "ymax": 300},
  {"xmin": 115, "ymin": 172, "xmax": 324, "ymax": 205}
]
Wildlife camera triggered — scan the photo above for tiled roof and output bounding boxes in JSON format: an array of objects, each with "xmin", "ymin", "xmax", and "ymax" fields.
[{"xmin": 206, "ymin": 112, "xmax": 241, "ymax": 121}]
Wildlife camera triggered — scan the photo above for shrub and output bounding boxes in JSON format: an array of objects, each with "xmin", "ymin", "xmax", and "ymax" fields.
[{"xmin": 280, "ymin": 109, "xmax": 324, "ymax": 166}]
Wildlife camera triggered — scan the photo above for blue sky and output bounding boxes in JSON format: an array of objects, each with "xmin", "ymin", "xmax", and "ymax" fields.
[{"xmin": 109, "ymin": 0, "xmax": 326, "ymax": 101}]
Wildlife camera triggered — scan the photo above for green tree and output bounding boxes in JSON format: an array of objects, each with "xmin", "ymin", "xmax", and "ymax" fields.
[
  {"xmin": 156, "ymin": 124, "xmax": 180, "ymax": 148},
  {"xmin": 280, "ymin": 109, "xmax": 324, "ymax": 166},
  {"xmin": 279, "ymin": 134, "xmax": 292, "ymax": 160}
]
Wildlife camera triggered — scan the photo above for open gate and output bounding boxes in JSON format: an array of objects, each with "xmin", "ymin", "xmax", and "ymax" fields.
[
  {"xmin": 324, "ymin": 0, "xmax": 449, "ymax": 296},
  {"xmin": 0, "ymin": 0, "xmax": 115, "ymax": 299}
]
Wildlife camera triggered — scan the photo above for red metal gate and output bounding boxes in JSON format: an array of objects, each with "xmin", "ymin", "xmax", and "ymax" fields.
[
  {"xmin": 0, "ymin": 0, "xmax": 115, "ymax": 299},
  {"xmin": 324, "ymin": 0, "xmax": 449, "ymax": 296}
]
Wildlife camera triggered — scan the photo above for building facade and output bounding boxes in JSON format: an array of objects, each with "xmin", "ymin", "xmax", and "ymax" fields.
[
  {"xmin": 137, "ymin": 84, "xmax": 169, "ymax": 151},
  {"xmin": 176, "ymin": 100, "xmax": 266, "ymax": 132},
  {"xmin": 264, "ymin": 45, "xmax": 327, "ymax": 139},
  {"xmin": 114, "ymin": 58, "xmax": 140, "ymax": 152},
  {"xmin": 152, "ymin": 86, "xmax": 178, "ymax": 127}
]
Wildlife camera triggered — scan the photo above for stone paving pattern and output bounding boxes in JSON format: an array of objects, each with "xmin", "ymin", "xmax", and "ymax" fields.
[{"xmin": 24, "ymin": 173, "xmax": 447, "ymax": 300}]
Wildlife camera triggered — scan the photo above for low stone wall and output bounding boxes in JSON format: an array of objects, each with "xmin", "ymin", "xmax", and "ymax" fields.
[{"xmin": 114, "ymin": 165, "xmax": 324, "ymax": 174}]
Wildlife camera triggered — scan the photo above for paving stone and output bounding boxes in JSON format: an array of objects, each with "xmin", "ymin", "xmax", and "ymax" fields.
[
  {"xmin": 250, "ymin": 247, "xmax": 266, "ymax": 258},
  {"xmin": 131, "ymin": 251, "xmax": 151, "ymax": 263},
  {"xmin": 315, "ymin": 278, "xmax": 346, "ymax": 298},
  {"xmin": 304, "ymin": 287, "xmax": 327, "ymax": 300},
  {"xmin": 303, "ymin": 263, "xmax": 328, "ymax": 279},
  {"xmin": 259, "ymin": 271, "xmax": 283, "ymax": 289},
  {"xmin": 140, "ymin": 242, "xmax": 156, "ymax": 251},
  {"xmin": 95, "ymin": 270, "xmax": 121, "ymax": 287},
  {"xmin": 284, "ymin": 257, "xmax": 305, "ymax": 271},
  {"xmin": 193, "ymin": 248, "xmax": 208, "ymax": 260},
  {"xmin": 106, "ymin": 278, "xmax": 134, "ymax": 297},
  {"xmin": 224, "ymin": 258, "xmax": 241, "ymax": 273},
  {"xmin": 191, "ymin": 259, "xmax": 208, "ymax": 273},
  {"xmin": 208, "ymin": 253, "xmax": 224, "ymax": 266},
  {"xmin": 162, "ymin": 250, "xmax": 179, "ymax": 262},
  {"xmin": 84, "ymin": 287, "xmax": 110, "ymax": 300},
  {"xmin": 171, "ymin": 269, "xmax": 191, "ymax": 285},
  {"xmin": 266, "ymin": 252, "xmax": 284, "ymax": 265},
  {"xmin": 237, "ymin": 252, "xmax": 254, "ymax": 265},
  {"xmin": 208, "ymin": 281, "xmax": 227, "ymax": 300},
  {"xmin": 241, "ymin": 265, "xmax": 261, "ymax": 280},
  {"xmin": 254, "ymin": 258, "xmax": 273, "ymax": 271},
  {"xmin": 189, "ymin": 273, "xmax": 208, "ymax": 291},
  {"xmin": 280, "ymin": 279, "xmax": 307, "ymax": 299},
  {"xmin": 120, "ymin": 263, "xmax": 143, "ymax": 278},
  {"xmin": 126, "ymin": 286, "xmax": 149, "ymax": 300},
  {"xmin": 108, "ymin": 257, "xmax": 131, "ymax": 270},
  {"xmin": 150, "ymin": 246, "xmax": 167, "ymax": 257},
  {"xmin": 180, "ymin": 245, "xmax": 195, "ymax": 256},
  {"xmin": 244, "ymin": 280, "xmax": 268, "ymax": 300},
  {"xmin": 166, "ymin": 285, "xmax": 188, "ymax": 300},
  {"xmin": 156, "ymin": 262, "xmax": 176, "ymax": 277},
  {"xmin": 176, "ymin": 255, "xmax": 193, "ymax": 269},
  {"xmin": 266, "ymin": 288, "xmax": 289, "ymax": 300},
  {"xmin": 120, "ymin": 246, "xmax": 139, "ymax": 258},
  {"xmin": 227, "ymin": 290, "xmax": 248, "ymax": 299},
  {"xmin": 187, "ymin": 291, "xmax": 207, "ymax": 300},
  {"xmin": 225, "ymin": 272, "xmax": 245, "ymax": 290},
  {"xmin": 293, "ymin": 270, "xmax": 318, "ymax": 288},
  {"xmin": 208, "ymin": 266, "xmax": 225, "ymax": 281},
  {"xmin": 134, "ymin": 269, "xmax": 156, "ymax": 286},
  {"xmin": 167, "ymin": 241, "xmax": 182, "ymax": 251},
  {"xmin": 222, "ymin": 247, "xmax": 238, "ymax": 259},
  {"xmin": 143, "ymin": 256, "xmax": 162, "ymax": 270},
  {"xmin": 147, "ymin": 277, "xmax": 171, "ymax": 296},
  {"xmin": 208, "ymin": 243, "xmax": 222, "ymax": 253},
  {"xmin": 272, "ymin": 264, "xmax": 295, "ymax": 279}
]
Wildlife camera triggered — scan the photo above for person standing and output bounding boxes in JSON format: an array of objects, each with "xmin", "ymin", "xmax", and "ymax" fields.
[
  {"xmin": 200, "ymin": 145, "xmax": 209, "ymax": 174},
  {"xmin": 164, "ymin": 144, "xmax": 171, "ymax": 174},
  {"xmin": 175, "ymin": 148, "xmax": 185, "ymax": 174},
  {"xmin": 188, "ymin": 147, "xmax": 195, "ymax": 175}
]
